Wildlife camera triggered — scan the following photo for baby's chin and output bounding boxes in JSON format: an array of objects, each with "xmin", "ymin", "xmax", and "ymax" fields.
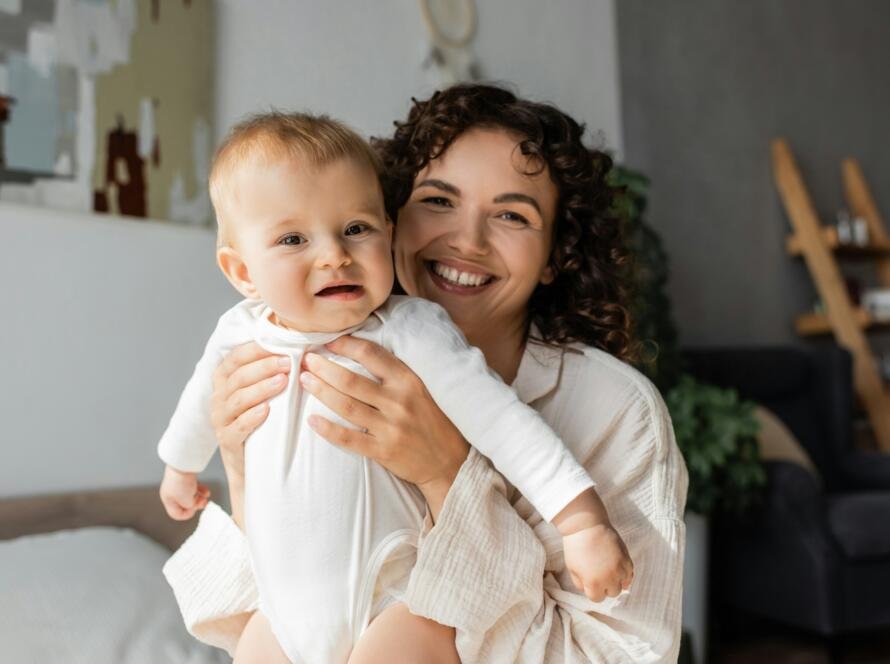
[{"xmin": 276, "ymin": 299, "xmax": 384, "ymax": 334}]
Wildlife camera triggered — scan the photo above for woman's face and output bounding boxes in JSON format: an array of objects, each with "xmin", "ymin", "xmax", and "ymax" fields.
[{"xmin": 393, "ymin": 128, "xmax": 558, "ymax": 337}]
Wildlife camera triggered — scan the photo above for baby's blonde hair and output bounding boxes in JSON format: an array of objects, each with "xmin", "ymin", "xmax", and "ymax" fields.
[{"xmin": 209, "ymin": 111, "xmax": 382, "ymax": 246}]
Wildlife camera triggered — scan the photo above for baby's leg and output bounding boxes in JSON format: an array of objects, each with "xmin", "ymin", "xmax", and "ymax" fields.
[
  {"xmin": 234, "ymin": 610, "xmax": 291, "ymax": 664},
  {"xmin": 347, "ymin": 602, "xmax": 460, "ymax": 664}
]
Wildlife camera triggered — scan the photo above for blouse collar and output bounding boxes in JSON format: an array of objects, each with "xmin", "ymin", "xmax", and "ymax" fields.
[{"xmin": 511, "ymin": 326, "xmax": 564, "ymax": 404}]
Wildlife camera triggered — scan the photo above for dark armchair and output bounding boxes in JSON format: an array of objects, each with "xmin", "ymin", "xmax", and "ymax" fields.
[{"xmin": 683, "ymin": 345, "xmax": 890, "ymax": 635}]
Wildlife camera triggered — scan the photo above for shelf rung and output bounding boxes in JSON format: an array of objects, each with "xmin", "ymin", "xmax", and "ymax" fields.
[
  {"xmin": 786, "ymin": 226, "xmax": 890, "ymax": 257},
  {"xmin": 795, "ymin": 308, "xmax": 890, "ymax": 336}
]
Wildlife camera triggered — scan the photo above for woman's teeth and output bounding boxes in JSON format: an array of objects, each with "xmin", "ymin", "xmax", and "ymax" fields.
[{"xmin": 432, "ymin": 261, "xmax": 493, "ymax": 287}]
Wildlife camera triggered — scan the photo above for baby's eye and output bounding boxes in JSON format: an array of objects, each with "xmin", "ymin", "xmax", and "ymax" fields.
[
  {"xmin": 344, "ymin": 222, "xmax": 370, "ymax": 236},
  {"xmin": 422, "ymin": 196, "xmax": 453, "ymax": 207},
  {"xmin": 278, "ymin": 234, "xmax": 306, "ymax": 246}
]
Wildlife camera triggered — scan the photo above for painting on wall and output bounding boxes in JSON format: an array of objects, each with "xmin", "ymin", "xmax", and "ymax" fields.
[{"xmin": 0, "ymin": 0, "xmax": 213, "ymax": 226}]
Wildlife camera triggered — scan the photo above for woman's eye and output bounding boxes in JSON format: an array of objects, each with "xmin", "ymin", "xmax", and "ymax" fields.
[
  {"xmin": 499, "ymin": 211, "xmax": 529, "ymax": 225},
  {"xmin": 345, "ymin": 223, "xmax": 369, "ymax": 236},
  {"xmin": 422, "ymin": 196, "xmax": 452, "ymax": 208},
  {"xmin": 278, "ymin": 234, "xmax": 306, "ymax": 246}
]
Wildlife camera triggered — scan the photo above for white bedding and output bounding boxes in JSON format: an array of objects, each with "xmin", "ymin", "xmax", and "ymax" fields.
[{"xmin": 0, "ymin": 526, "xmax": 228, "ymax": 663}]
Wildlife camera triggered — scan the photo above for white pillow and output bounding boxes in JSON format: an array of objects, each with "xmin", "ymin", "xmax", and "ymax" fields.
[{"xmin": 0, "ymin": 526, "xmax": 228, "ymax": 664}]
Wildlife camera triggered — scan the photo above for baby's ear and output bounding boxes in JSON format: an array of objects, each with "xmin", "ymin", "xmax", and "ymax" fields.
[{"xmin": 217, "ymin": 246, "xmax": 259, "ymax": 299}]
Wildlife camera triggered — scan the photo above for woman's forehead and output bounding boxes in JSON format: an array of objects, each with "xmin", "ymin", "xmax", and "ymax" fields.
[{"xmin": 417, "ymin": 128, "xmax": 557, "ymax": 211}]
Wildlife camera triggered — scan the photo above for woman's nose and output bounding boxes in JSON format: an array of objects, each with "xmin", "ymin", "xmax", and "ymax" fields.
[{"xmin": 447, "ymin": 212, "xmax": 489, "ymax": 256}]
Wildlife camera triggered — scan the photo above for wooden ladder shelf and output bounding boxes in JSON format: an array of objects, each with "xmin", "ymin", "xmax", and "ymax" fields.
[{"xmin": 772, "ymin": 138, "xmax": 890, "ymax": 451}]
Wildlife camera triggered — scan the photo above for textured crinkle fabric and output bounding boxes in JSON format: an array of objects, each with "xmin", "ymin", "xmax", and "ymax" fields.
[{"xmin": 164, "ymin": 339, "xmax": 689, "ymax": 663}]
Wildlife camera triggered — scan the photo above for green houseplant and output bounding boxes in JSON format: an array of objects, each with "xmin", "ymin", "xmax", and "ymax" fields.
[{"xmin": 608, "ymin": 164, "xmax": 767, "ymax": 515}]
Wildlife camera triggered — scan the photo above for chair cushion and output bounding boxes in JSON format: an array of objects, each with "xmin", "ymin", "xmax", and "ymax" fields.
[
  {"xmin": 827, "ymin": 492, "xmax": 890, "ymax": 560},
  {"xmin": 754, "ymin": 405, "xmax": 821, "ymax": 483}
]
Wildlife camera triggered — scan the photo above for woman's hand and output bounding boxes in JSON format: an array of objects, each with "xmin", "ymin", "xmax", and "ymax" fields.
[
  {"xmin": 299, "ymin": 336, "xmax": 470, "ymax": 521},
  {"xmin": 210, "ymin": 341, "xmax": 290, "ymax": 528}
]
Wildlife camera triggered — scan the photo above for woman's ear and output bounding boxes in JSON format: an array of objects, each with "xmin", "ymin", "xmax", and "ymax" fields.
[
  {"xmin": 217, "ymin": 247, "xmax": 259, "ymax": 299},
  {"xmin": 540, "ymin": 263, "xmax": 556, "ymax": 286}
]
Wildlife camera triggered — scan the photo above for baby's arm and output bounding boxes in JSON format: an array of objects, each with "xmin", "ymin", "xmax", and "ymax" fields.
[
  {"xmin": 160, "ymin": 465, "xmax": 211, "ymax": 520},
  {"xmin": 385, "ymin": 298, "xmax": 633, "ymax": 599},
  {"xmin": 157, "ymin": 301, "xmax": 259, "ymax": 513}
]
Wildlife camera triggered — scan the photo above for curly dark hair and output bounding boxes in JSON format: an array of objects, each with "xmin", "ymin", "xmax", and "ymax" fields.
[{"xmin": 372, "ymin": 83, "xmax": 640, "ymax": 364}]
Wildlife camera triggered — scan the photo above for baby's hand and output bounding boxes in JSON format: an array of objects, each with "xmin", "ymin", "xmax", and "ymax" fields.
[
  {"xmin": 562, "ymin": 523, "xmax": 634, "ymax": 603},
  {"xmin": 160, "ymin": 466, "xmax": 210, "ymax": 521}
]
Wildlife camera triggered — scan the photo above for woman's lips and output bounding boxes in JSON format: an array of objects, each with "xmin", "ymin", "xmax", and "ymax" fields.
[
  {"xmin": 425, "ymin": 260, "xmax": 497, "ymax": 295},
  {"xmin": 315, "ymin": 284, "xmax": 365, "ymax": 301}
]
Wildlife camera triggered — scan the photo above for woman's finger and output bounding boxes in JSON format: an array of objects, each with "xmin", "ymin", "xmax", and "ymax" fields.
[
  {"xmin": 570, "ymin": 572, "xmax": 583, "ymax": 592},
  {"xmin": 308, "ymin": 414, "xmax": 377, "ymax": 459},
  {"xmin": 228, "ymin": 401, "xmax": 269, "ymax": 441},
  {"xmin": 300, "ymin": 371, "xmax": 381, "ymax": 432},
  {"xmin": 226, "ymin": 353, "xmax": 291, "ymax": 393},
  {"xmin": 216, "ymin": 342, "xmax": 278, "ymax": 382},
  {"xmin": 223, "ymin": 374, "xmax": 286, "ymax": 427},
  {"xmin": 303, "ymin": 353, "xmax": 385, "ymax": 409},
  {"xmin": 585, "ymin": 584, "xmax": 605, "ymax": 603},
  {"xmin": 324, "ymin": 336, "xmax": 406, "ymax": 383}
]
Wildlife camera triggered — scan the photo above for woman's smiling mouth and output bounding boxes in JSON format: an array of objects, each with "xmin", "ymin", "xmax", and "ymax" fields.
[{"xmin": 426, "ymin": 260, "xmax": 497, "ymax": 293}]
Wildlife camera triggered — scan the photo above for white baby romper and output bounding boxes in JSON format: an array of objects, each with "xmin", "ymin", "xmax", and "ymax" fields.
[{"xmin": 159, "ymin": 296, "xmax": 595, "ymax": 663}]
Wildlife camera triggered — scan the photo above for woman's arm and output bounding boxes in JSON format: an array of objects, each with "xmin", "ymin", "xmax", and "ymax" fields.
[{"xmin": 303, "ymin": 339, "xmax": 687, "ymax": 662}]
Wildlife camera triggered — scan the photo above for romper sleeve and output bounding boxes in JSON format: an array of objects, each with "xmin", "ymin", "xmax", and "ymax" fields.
[
  {"xmin": 158, "ymin": 300, "xmax": 258, "ymax": 472},
  {"xmin": 385, "ymin": 298, "xmax": 594, "ymax": 522},
  {"xmin": 162, "ymin": 502, "xmax": 260, "ymax": 657},
  {"xmin": 402, "ymin": 367, "xmax": 689, "ymax": 663}
]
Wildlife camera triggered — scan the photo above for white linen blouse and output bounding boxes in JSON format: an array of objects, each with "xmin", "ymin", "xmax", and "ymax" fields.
[{"xmin": 163, "ymin": 338, "xmax": 689, "ymax": 663}]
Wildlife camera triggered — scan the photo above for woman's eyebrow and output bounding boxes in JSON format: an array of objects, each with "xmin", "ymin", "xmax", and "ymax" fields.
[
  {"xmin": 493, "ymin": 192, "xmax": 542, "ymax": 215},
  {"xmin": 415, "ymin": 178, "xmax": 461, "ymax": 196}
]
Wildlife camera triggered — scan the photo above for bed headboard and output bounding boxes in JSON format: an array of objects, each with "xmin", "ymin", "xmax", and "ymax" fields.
[{"xmin": 0, "ymin": 483, "xmax": 223, "ymax": 552}]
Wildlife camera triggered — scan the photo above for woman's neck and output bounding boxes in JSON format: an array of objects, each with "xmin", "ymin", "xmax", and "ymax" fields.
[{"xmin": 463, "ymin": 316, "xmax": 528, "ymax": 385}]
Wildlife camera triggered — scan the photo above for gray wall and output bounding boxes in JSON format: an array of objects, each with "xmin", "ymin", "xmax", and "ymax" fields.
[
  {"xmin": 617, "ymin": 0, "xmax": 890, "ymax": 347},
  {"xmin": 1, "ymin": 203, "xmax": 236, "ymax": 496},
  {"xmin": 214, "ymin": 0, "xmax": 624, "ymax": 151}
]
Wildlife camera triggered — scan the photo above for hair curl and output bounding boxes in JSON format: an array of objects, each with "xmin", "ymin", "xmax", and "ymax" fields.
[{"xmin": 372, "ymin": 83, "xmax": 640, "ymax": 364}]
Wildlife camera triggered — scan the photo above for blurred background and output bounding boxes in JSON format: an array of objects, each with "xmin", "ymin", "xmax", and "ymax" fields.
[{"xmin": 2, "ymin": 1, "xmax": 889, "ymax": 662}]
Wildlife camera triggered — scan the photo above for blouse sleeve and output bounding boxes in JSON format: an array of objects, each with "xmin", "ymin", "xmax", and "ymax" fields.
[
  {"xmin": 402, "ymin": 380, "xmax": 688, "ymax": 663},
  {"xmin": 162, "ymin": 502, "xmax": 260, "ymax": 657}
]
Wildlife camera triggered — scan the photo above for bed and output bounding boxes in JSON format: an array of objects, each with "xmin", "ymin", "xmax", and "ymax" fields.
[{"xmin": 0, "ymin": 484, "xmax": 228, "ymax": 663}]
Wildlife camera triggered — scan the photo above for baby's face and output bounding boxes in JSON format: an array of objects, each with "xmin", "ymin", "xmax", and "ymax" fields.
[{"xmin": 224, "ymin": 156, "xmax": 394, "ymax": 332}]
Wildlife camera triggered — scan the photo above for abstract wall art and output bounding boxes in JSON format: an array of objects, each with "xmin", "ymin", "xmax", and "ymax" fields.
[{"xmin": 0, "ymin": 0, "xmax": 213, "ymax": 225}]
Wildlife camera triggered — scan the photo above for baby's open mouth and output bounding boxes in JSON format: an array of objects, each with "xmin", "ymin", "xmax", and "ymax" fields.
[{"xmin": 315, "ymin": 284, "xmax": 365, "ymax": 300}]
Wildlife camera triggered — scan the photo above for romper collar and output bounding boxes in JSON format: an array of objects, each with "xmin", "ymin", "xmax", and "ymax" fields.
[
  {"xmin": 511, "ymin": 325, "xmax": 564, "ymax": 404},
  {"xmin": 254, "ymin": 305, "xmax": 366, "ymax": 351}
]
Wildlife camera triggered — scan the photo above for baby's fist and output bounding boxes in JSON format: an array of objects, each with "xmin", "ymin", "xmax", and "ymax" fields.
[
  {"xmin": 160, "ymin": 466, "xmax": 210, "ymax": 521},
  {"xmin": 563, "ymin": 523, "xmax": 634, "ymax": 603}
]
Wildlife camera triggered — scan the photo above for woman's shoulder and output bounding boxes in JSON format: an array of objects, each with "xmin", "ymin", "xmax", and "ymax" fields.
[
  {"xmin": 540, "ymin": 340, "xmax": 676, "ymax": 461},
  {"xmin": 553, "ymin": 342, "xmax": 687, "ymax": 518},
  {"xmin": 560, "ymin": 341, "xmax": 666, "ymax": 414}
]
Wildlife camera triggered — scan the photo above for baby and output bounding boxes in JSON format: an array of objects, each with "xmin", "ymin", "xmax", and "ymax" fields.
[{"xmin": 158, "ymin": 112, "xmax": 633, "ymax": 663}]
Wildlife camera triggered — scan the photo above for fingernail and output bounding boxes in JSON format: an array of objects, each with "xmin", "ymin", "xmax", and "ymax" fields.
[
  {"xmin": 278, "ymin": 356, "xmax": 291, "ymax": 367},
  {"xmin": 304, "ymin": 353, "xmax": 317, "ymax": 368},
  {"xmin": 300, "ymin": 371, "xmax": 315, "ymax": 387},
  {"xmin": 273, "ymin": 373, "xmax": 286, "ymax": 384}
]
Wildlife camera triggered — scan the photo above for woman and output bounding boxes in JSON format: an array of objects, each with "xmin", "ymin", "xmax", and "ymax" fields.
[{"xmin": 164, "ymin": 83, "xmax": 688, "ymax": 663}]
